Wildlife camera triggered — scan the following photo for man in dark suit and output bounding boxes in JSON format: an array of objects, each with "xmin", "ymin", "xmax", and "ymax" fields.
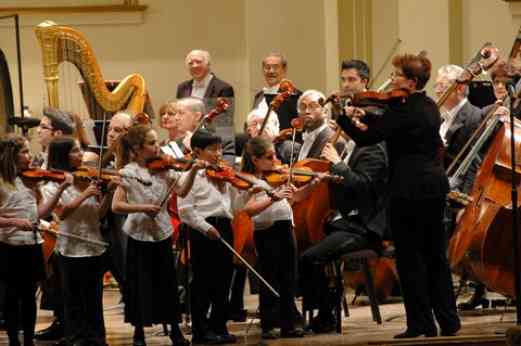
[
  {"xmin": 296, "ymin": 89, "xmax": 346, "ymax": 160},
  {"xmin": 434, "ymin": 65, "xmax": 490, "ymax": 311},
  {"xmin": 176, "ymin": 49, "xmax": 235, "ymax": 161},
  {"xmin": 299, "ymin": 139, "xmax": 388, "ymax": 333},
  {"xmin": 252, "ymin": 53, "xmax": 302, "ymax": 131}
]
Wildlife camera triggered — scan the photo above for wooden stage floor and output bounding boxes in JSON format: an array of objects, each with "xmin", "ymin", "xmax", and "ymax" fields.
[{"xmin": 0, "ymin": 288, "xmax": 514, "ymax": 345}]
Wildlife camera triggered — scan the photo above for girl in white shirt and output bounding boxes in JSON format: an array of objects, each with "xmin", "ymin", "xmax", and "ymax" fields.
[
  {"xmin": 240, "ymin": 136, "xmax": 319, "ymax": 340},
  {"xmin": 0, "ymin": 135, "xmax": 71, "ymax": 346},
  {"xmin": 111, "ymin": 125, "xmax": 204, "ymax": 346},
  {"xmin": 43, "ymin": 136, "xmax": 110, "ymax": 346}
]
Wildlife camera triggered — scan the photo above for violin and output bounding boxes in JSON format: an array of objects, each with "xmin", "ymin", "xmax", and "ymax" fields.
[
  {"xmin": 193, "ymin": 98, "xmax": 230, "ymax": 133},
  {"xmin": 146, "ymin": 155, "xmax": 198, "ymax": 172},
  {"xmin": 21, "ymin": 168, "xmax": 68, "ymax": 183},
  {"xmin": 351, "ymin": 88, "xmax": 410, "ymax": 108},
  {"xmin": 259, "ymin": 79, "xmax": 296, "ymax": 135},
  {"xmin": 263, "ymin": 165, "xmax": 343, "ymax": 187}
]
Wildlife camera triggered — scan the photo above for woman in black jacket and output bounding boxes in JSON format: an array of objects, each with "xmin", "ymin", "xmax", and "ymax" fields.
[{"xmin": 338, "ymin": 53, "xmax": 460, "ymax": 338}]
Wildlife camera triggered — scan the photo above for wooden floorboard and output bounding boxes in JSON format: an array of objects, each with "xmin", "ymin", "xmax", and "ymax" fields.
[{"xmin": 0, "ymin": 288, "xmax": 513, "ymax": 345}]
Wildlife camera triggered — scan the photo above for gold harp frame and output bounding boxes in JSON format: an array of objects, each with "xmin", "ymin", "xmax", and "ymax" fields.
[{"xmin": 35, "ymin": 20, "xmax": 146, "ymax": 117}]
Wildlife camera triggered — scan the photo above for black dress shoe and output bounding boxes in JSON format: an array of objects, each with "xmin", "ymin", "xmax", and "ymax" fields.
[
  {"xmin": 35, "ymin": 320, "xmax": 64, "ymax": 341},
  {"xmin": 458, "ymin": 297, "xmax": 489, "ymax": 310},
  {"xmin": 261, "ymin": 329, "xmax": 278, "ymax": 340},
  {"xmin": 191, "ymin": 331, "xmax": 222, "ymax": 345},
  {"xmin": 170, "ymin": 335, "xmax": 190, "ymax": 346},
  {"xmin": 308, "ymin": 314, "xmax": 336, "ymax": 334},
  {"xmin": 394, "ymin": 329, "xmax": 437, "ymax": 338},
  {"xmin": 441, "ymin": 325, "xmax": 461, "ymax": 337},
  {"xmin": 228, "ymin": 309, "xmax": 248, "ymax": 322},
  {"xmin": 133, "ymin": 335, "xmax": 147, "ymax": 346},
  {"xmin": 280, "ymin": 328, "xmax": 305, "ymax": 338}
]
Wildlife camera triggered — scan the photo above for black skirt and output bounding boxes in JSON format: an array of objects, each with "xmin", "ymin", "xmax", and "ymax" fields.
[
  {"xmin": 0, "ymin": 241, "xmax": 46, "ymax": 284},
  {"xmin": 125, "ymin": 236, "xmax": 180, "ymax": 326}
]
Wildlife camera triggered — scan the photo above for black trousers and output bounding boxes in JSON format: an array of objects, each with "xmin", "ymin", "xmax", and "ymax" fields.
[
  {"xmin": 391, "ymin": 197, "xmax": 460, "ymax": 334},
  {"xmin": 254, "ymin": 220, "xmax": 299, "ymax": 331},
  {"xmin": 0, "ymin": 243, "xmax": 44, "ymax": 345},
  {"xmin": 39, "ymin": 253, "xmax": 64, "ymax": 321},
  {"xmin": 299, "ymin": 219, "xmax": 371, "ymax": 316},
  {"xmin": 59, "ymin": 254, "xmax": 106, "ymax": 346},
  {"xmin": 189, "ymin": 217, "xmax": 234, "ymax": 338}
]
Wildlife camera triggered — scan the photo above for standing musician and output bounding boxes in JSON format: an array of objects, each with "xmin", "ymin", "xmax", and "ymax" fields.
[
  {"xmin": 0, "ymin": 135, "xmax": 71, "ymax": 346},
  {"xmin": 296, "ymin": 89, "xmax": 346, "ymax": 161},
  {"xmin": 299, "ymin": 140, "xmax": 388, "ymax": 333},
  {"xmin": 41, "ymin": 136, "xmax": 112, "ymax": 346},
  {"xmin": 33, "ymin": 108, "xmax": 75, "ymax": 343},
  {"xmin": 340, "ymin": 53, "xmax": 461, "ymax": 338},
  {"xmin": 177, "ymin": 129, "xmax": 237, "ymax": 345},
  {"xmin": 111, "ymin": 124, "xmax": 204, "ymax": 346},
  {"xmin": 253, "ymin": 53, "xmax": 302, "ymax": 131},
  {"xmin": 160, "ymin": 102, "xmax": 184, "ymax": 158},
  {"xmin": 239, "ymin": 136, "xmax": 324, "ymax": 340}
]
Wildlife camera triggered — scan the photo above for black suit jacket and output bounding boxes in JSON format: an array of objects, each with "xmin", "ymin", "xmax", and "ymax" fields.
[
  {"xmin": 338, "ymin": 91, "xmax": 449, "ymax": 199},
  {"xmin": 330, "ymin": 143, "xmax": 389, "ymax": 240},
  {"xmin": 304, "ymin": 126, "xmax": 346, "ymax": 159},
  {"xmin": 444, "ymin": 101, "xmax": 484, "ymax": 193},
  {"xmin": 253, "ymin": 87, "xmax": 302, "ymax": 130},
  {"xmin": 176, "ymin": 74, "xmax": 234, "ymax": 99}
]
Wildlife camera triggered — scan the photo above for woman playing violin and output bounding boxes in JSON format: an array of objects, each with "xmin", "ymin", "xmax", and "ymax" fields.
[
  {"xmin": 0, "ymin": 134, "xmax": 71, "ymax": 346},
  {"xmin": 339, "ymin": 53, "xmax": 461, "ymax": 338}
]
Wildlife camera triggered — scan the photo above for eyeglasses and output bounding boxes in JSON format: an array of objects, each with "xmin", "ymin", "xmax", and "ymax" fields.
[
  {"xmin": 263, "ymin": 64, "xmax": 283, "ymax": 72},
  {"xmin": 298, "ymin": 102, "xmax": 321, "ymax": 113}
]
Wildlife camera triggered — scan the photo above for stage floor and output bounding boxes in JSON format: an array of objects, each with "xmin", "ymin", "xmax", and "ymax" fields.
[{"xmin": 0, "ymin": 288, "xmax": 513, "ymax": 345}]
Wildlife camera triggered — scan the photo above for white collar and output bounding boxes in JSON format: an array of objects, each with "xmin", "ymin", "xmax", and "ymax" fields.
[
  {"xmin": 444, "ymin": 98, "xmax": 467, "ymax": 122},
  {"xmin": 193, "ymin": 73, "xmax": 213, "ymax": 89},
  {"xmin": 262, "ymin": 84, "xmax": 280, "ymax": 95},
  {"xmin": 302, "ymin": 123, "xmax": 327, "ymax": 142}
]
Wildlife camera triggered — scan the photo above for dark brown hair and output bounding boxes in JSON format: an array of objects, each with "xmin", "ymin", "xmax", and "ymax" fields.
[
  {"xmin": 392, "ymin": 53, "xmax": 432, "ymax": 90},
  {"xmin": 116, "ymin": 124, "xmax": 152, "ymax": 168},
  {"xmin": 0, "ymin": 134, "xmax": 26, "ymax": 184},
  {"xmin": 241, "ymin": 136, "xmax": 273, "ymax": 174},
  {"xmin": 47, "ymin": 136, "xmax": 77, "ymax": 172}
]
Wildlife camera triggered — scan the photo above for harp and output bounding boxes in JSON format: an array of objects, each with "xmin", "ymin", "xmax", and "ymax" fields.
[
  {"xmin": 0, "ymin": 49, "xmax": 14, "ymax": 135},
  {"xmin": 34, "ymin": 20, "xmax": 148, "ymax": 122}
]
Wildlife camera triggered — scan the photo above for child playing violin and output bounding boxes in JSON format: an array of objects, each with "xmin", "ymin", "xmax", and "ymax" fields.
[
  {"xmin": 177, "ymin": 129, "xmax": 238, "ymax": 345},
  {"xmin": 111, "ymin": 124, "xmax": 205, "ymax": 346},
  {"xmin": 0, "ymin": 135, "xmax": 72, "ymax": 346},
  {"xmin": 40, "ymin": 136, "xmax": 111, "ymax": 346},
  {"xmin": 239, "ymin": 136, "xmax": 322, "ymax": 340}
]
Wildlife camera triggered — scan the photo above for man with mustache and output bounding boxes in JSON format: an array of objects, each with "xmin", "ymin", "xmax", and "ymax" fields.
[{"xmin": 253, "ymin": 53, "xmax": 302, "ymax": 131}]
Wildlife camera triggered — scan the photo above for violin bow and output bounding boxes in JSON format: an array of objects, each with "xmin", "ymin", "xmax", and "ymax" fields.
[{"xmin": 217, "ymin": 236, "xmax": 280, "ymax": 298}]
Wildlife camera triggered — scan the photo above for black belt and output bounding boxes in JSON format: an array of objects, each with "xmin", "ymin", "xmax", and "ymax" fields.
[{"xmin": 205, "ymin": 216, "xmax": 231, "ymax": 225}]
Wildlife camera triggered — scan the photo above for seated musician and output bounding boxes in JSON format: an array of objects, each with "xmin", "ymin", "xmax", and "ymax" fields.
[
  {"xmin": 299, "ymin": 138, "xmax": 388, "ymax": 333},
  {"xmin": 245, "ymin": 107, "xmax": 300, "ymax": 164},
  {"xmin": 296, "ymin": 89, "xmax": 346, "ymax": 161},
  {"xmin": 434, "ymin": 64, "xmax": 484, "ymax": 194},
  {"xmin": 453, "ymin": 61, "xmax": 512, "ymax": 311}
]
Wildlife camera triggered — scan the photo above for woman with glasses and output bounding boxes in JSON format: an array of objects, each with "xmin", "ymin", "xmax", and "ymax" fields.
[{"xmin": 339, "ymin": 53, "xmax": 461, "ymax": 338}]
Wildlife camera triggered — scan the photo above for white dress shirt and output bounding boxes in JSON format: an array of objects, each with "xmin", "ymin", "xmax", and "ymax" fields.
[
  {"xmin": 0, "ymin": 178, "xmax": 42, "ymax": 246},
  {"xmin": 161, "ymin": 141, "xmax": 184, "ymax": 158},
  {"xmin": 119, "ymin": 162, "xmax": 181, "ymax": 242},
  {"xmin": 177, "ymin": 171, "xmax": 234, "ymax": 235},
  {"xmin": 439, "ymin": 98, "xmax": 467, "ymax": 145},
  {"xmin": 191, "ymin": 73, "xmax": 214, "ymax": 99},
  {"xmin": 41, "ymin": 182, "xmax": 104, "ymax": 257},
  {"xmin": 298, "ymin": 123, "xmax": 328, "ymax": 160},
  {"xmin": 235, "ymin": 177, "xmax": 293, "ymax": 231}
]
